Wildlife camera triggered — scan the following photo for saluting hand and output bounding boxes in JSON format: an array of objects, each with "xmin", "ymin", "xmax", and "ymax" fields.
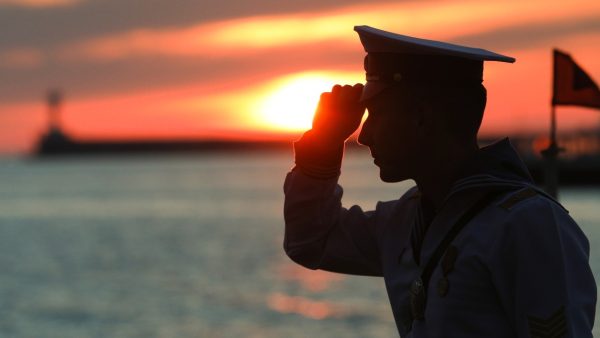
[{"xmin": 311, "ymin": 84, "xmax": 366, "ymax": 145}]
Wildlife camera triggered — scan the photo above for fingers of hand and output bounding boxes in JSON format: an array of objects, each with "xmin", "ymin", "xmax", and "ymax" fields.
[
  {"xmin": 338, "ymin": 85, "xmax": 354, "ymax": 103},
  {"xmin": 339, "ymin": 84, "xmax": 366, "ymax": 118},
  {"xmin": 329, "ymin": 83, "xmax": 362, "ymax": 102},
  {"xmin": 313, "ymin": 92, "xmax": 331, "ymax": 128},
  {"xmin": 318, "ymin": 92, "xmax": 331, "ymax": 108},
  {"xmin": 312, "ymin": 84, "xmax": 366, "ymax": 141},
  {"xmin": 331, "ymin": 85, "xmax": 342, "ymax": 97},
  {"xmin": 353, "ymin": 83, "xmax": 364, "ymax": 99}
]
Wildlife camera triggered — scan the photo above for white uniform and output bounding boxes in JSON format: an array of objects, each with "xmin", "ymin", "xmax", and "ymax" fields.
[{"xmin": 283, "ymin": 139, "xmax": 596, "ymax": 337}]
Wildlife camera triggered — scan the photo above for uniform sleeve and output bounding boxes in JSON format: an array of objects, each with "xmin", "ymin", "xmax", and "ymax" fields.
[
  {"xmin": 487, "ymin": 195, "xmax": 596, "ymax": 337},
  {"xmin": 283, "ymin": 168, "xmax": 385, "ymax": 276}
]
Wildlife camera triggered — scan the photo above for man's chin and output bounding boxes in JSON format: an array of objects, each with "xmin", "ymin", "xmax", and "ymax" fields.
[{"xmin": 379, "ymin": 168, "xmax": 409, "ymax": 183}]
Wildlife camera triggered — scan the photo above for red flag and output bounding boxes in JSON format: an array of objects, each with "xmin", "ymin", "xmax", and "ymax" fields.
[{"xmin": 552, "ymin": 49, "xmax": 600, "ymax": 109}]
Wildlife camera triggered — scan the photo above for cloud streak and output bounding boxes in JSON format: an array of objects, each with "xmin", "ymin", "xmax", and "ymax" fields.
[
  {"xmin": 0, "ymin": 0, "xmax": 80, "ymax": 8},
  {"xmin": 0, "ymin": 47, "xmax": 43, "ymax": 68},
  {"xmin": 0, "ymin": 0, "xmax": 397, "ymax": 48}
]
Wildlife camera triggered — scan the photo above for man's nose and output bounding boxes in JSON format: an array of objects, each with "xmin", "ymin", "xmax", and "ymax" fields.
[{"xmin": 357, "ymin": 115, "xmax": 373, "ymax": 146}]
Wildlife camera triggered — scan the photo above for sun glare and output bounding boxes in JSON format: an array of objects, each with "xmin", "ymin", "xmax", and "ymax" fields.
[{"xmin": 258, "ymin": 72, "xmax": 362, "ymax": 132}]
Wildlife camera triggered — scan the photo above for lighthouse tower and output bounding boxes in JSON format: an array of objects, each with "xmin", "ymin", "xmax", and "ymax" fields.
[
  {"xmin": 47, "ymin": 89, "xmax": 62, "ymax": 133},
  {"xmin": 35, "ymin": 89, "xmax": 72, "ymax": 155}
]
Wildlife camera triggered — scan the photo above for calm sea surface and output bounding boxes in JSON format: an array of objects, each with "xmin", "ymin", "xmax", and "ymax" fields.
[{"xmin": 0, "ymin": 149, "xmax": 598, "ymax": 338}]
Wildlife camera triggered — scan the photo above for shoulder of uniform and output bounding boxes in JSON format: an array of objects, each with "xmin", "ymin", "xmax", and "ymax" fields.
[
  {"xmin": 384, "ymin": 186, "xmax": 419, "ymax": 219},
  {"xmin": 374, "ymin": 186, "xmax": 417, "ymax": 212},
  {"xmin": 496, "ymin": 187, "xmax": 568, "ymax": 213},
  {"xmin": 405, "ymin": 186, "xmax": 420, "ymax": 199},
  {"xmin": 393, "ymin": 186, "xmax": 420, "ymax": 204}
]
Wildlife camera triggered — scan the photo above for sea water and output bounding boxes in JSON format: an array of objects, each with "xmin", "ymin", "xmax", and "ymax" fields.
[{"xmin": 0, "ymin": 149, "xmax": 598, "ymax": 338}]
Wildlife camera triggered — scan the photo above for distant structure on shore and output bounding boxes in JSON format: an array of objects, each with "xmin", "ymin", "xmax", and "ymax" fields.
[
  {"xmin": 483, "ymin": 132, "xmax": 600, "ymax": 186},
  {"xmin": 34, "ymin": 90, "xmax": 289, "ymax": 156}
]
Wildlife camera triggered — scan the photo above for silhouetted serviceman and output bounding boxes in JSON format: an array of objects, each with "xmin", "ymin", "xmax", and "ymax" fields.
[{"xmin": 283, "ymin": 25, "xmax": 596, "ymax": 337}]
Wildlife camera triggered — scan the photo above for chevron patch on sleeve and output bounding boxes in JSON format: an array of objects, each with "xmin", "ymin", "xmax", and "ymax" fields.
[{"xmin": 527, "ymin": 306, "xmax": 567, "ymax": 338}]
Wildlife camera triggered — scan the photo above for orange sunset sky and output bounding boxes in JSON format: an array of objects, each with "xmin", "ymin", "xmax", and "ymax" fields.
[{"xmin": 1, "ymin": 0, "xmax": 599, "ymax": 154}]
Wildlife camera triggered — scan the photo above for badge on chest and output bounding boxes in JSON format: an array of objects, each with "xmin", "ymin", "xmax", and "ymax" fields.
[{"xmin": 410, "ymin": 245, "xmax": 459, "ymax": 319}]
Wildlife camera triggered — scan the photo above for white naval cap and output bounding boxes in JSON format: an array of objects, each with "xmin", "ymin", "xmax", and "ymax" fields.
[{"xmin": 354, "ymin": 25, "xmax": 516, "ymax": 101}]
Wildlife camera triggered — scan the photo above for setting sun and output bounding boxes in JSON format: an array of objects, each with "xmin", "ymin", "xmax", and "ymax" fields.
[{"xmin": 257, "ymin": 72, "xmax": 363, "ymax": 132}]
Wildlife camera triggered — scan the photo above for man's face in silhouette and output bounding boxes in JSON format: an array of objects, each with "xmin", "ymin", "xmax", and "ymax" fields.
[{"xmin": 358, "ymin": 86, "xmax": 421, "ymax": 183}]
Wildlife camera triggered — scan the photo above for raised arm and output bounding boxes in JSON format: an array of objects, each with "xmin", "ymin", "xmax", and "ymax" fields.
[{"xmin": 283, "ymin": 84, "xmax": 385, "ymax": 276}]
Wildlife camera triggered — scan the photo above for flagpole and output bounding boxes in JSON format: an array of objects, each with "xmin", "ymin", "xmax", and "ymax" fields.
[
  {"xmin": 550, "ymin": 104, "xmax": 557, "ymax": 144},
  {"xmin": 542, "ymin": 104, "xmax": 559, "ymax": 199}
]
